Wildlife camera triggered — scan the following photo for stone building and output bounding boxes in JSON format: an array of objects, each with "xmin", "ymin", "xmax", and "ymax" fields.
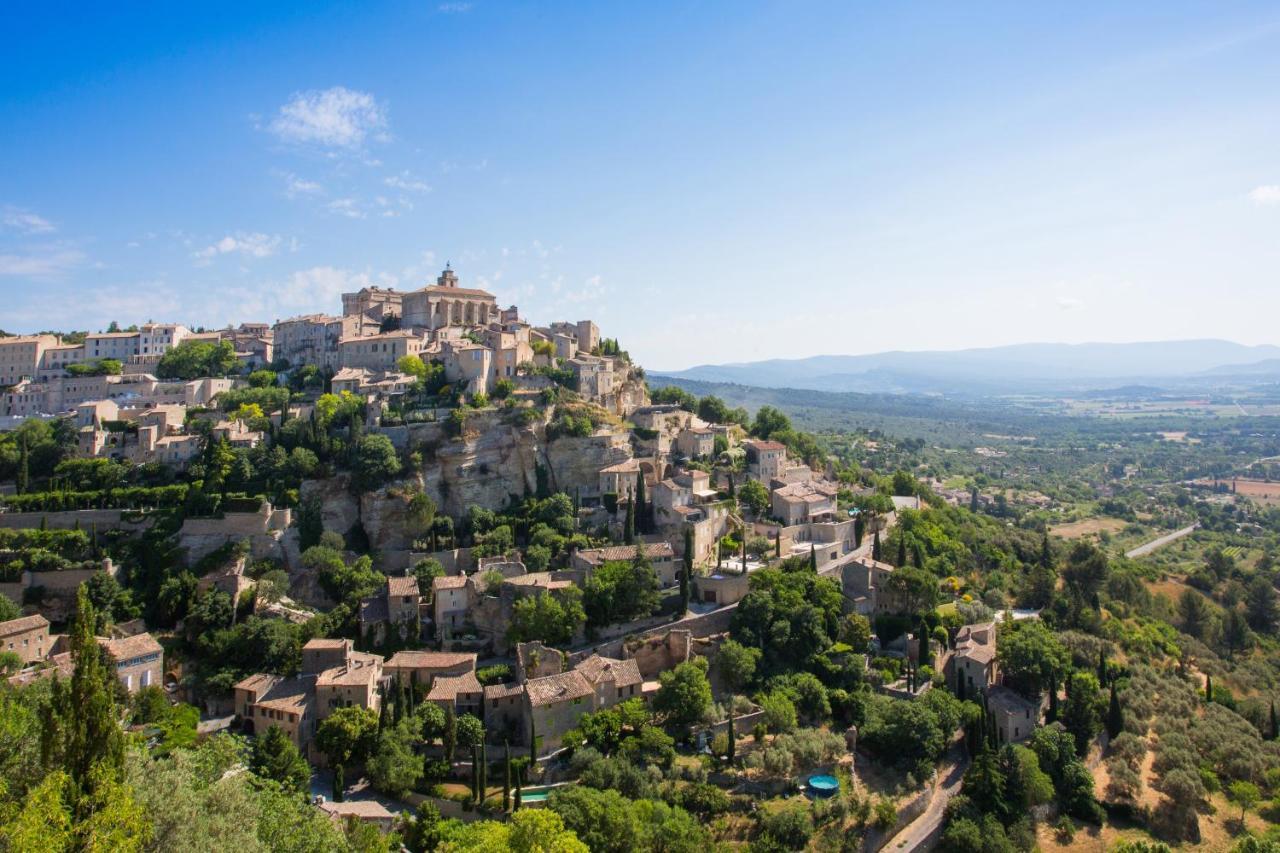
[
  {"xmin": 98, "ymin": 632, "xmax": 163, "ymax": 693},
  {"xmin": 0, "ymin": 614, "xmax": 51, "ymax": 665},
  {"xmin": 572, "ymin": 542, "xmax": 678, "ymax": 587},
  {"xmin": 359, "ymin": 575, "xmax": 424, "ymax": 645},
  {"xmin": 401, "ymin": 266, "xmax": 500, "ymax": 330}
]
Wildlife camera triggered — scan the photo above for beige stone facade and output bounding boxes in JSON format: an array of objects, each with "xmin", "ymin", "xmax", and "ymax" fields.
[{"xmin": 0, "ymin": 614, "xmax": 51, "ymax": 665}]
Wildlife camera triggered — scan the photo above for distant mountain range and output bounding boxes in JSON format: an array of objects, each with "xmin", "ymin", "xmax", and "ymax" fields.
[{"xmin": 654, "ymin": 340, "xmax": 1280, "ymax": 396}]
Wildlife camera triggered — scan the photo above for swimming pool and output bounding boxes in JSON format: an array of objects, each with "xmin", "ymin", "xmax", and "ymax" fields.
[{"xmin": 807, "ymin": 774, "xmax": 840, "ymax": 797}]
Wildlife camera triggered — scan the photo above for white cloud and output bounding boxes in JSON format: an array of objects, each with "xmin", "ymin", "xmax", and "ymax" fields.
[
  {"xmin": 282, "ymin": 173, "xmax": 324, "ymax": 198},
  {"xmin": 438, "ymin": 2, "xmax": 473, "ymax": 13},
  {"xmin": 384, "ymin": 171, "xmax": 431, "ymax": 192},
  {"xmin": 269, "ymin": 87, "xmax": 387, "ymax": 149},
  {"xmin": 327, "ymin": 198, "xmax": 367, "ymax": 219},
  {"xmin": 193, "ymin": 232, "xmax": 283, "ymax": 263},
  {"xmin": 1249, "ymin": 184, "xmax": 1280, "ymax": 205},
  {"xmin": 1055, "ymin": 296, "xmax": 1083, "ymax": 310},
  {"xmin": 2, "ymin": 206, "xmax": 55, "ymax": 234},
  {"xmin": 0, "ymin": 247, "xmax": 85, "ymax": 277}
]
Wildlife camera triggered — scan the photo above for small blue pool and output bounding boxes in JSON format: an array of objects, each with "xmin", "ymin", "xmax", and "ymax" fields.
[
  {"xmin": 521, "ymin": 791, "xmax": 549, "ymax": 803},
  {"xmin": 807, "ymin": 775, "xmax": 840, "ymax": 797}
]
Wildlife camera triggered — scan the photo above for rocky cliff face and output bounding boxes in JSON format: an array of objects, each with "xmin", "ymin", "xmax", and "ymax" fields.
[{"xmin": 300, "ymin": 410, "xmax": 638, "ymax": 556}]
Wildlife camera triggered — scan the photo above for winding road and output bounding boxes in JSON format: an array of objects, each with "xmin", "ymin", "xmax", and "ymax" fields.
[{"xmin": 879, "ymin": 747, "xmax": 969, "ymax": 853}]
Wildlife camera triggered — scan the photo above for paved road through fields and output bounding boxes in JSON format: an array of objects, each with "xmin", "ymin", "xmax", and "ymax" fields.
[{"xmin": 1125, "ymin": 524, "xmax": 1198, "ymax": 559}]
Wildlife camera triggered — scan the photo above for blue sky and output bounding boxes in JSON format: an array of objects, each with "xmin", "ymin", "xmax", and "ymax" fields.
[{"xmin": 2, "ymin": 1, "xmax": 1279, "ymax": 370}]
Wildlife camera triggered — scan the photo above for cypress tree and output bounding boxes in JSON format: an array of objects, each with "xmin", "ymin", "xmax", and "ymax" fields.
[
  {"xmin": 378, "ymin": 690, "xmax": 389, "ymax": 732},
  {"xmin": 624, "ymin": 491, "xmax": 635, "ymax": 545},
  {"xmin": 956, "ymin": 675, "xmax": 966, "ymax": 702},
  {"xmin": 42, "ymin": 586, "xmax": 124, "ymax": 795},
  {"xmin": 854, "ymin": 515, "xmax": 865, "ymax": 547},
  {"xmin": 897, "ymin": 537, "xmax": 907, "ymax": 567},
  {"xmin": 16, "ymin": 434, "xmax": 28, "ymax": 495},
  {"xmin": 740, "ymin": 532, "xmax": 747, "ymax": 573},
  {"xmin": 635, "ymin": 472, "xmax": 647, "ymax": 535},
  {"xmin": 872, "ymin": 531, "xmax": 882, "ymax": 562},
  {"xmin": 809, "ymin": 542, "xmax": 817, "ymax": 571},
  {"xmin": 1097, "ymin": 648, "xmax": 1107, "ymax": 685},
  {"xmin": 1047, "ymin": 672, "xmax": 1059, "ymax": 723},
  {"xmin": 1105, "ymin": 682, "xmax": 1124, "ymax": 739},
  {"xmin": 504, "ymin": 741, "xmax": 512, "ymax": 811},
  {"xmin": 970, "ymin": 487, "xmax": 979, "ymax": 513},
  {"xmin": 334, "ymin": 764, "xmax": 345, "ymax": 802},
  {"xmin": 680, "ymin": 526, "xmax": 692, "ymax": 614},
  {"xmin": 394, "ymin": 677, "xmax": 407, "ymax": 725},
  {"xmin": 444, "ymin": 705, "xmax": 457, "ymax": 763},
  {"xmin": 407, "ymin": 671, "xmax": 416, "ymax": 716},
  {"xmin": 727, "ymin": 474, "xmax": 735, "ymax": 499},
  {"xmin": 1206, "ymin": 674, "xmax": 1213, "ymax": 704},
  {"xmin": 727, "ymin": 701, "xmax": 736, "ymax": 764},
  {"xmin": 775, "ymin": 532, "xmax": 781, "ymax": 559},
  {"xmin": 529, "ymin": 714, "xmax": 537, "ymax": 764},
  {"xmin": 479, "ymin": 741, "xmax": 488, "ymax": 804},
  {"xmin": 1040, "ymin": 530, "xmax": 1052, "ymax": 568},
  {"xmin": 514, "ymin": 771, "xmax": 523, "ymax": 811},
  {"xmin": 470, "ymin": 745, "xmax": 479, "ymax": 803},
  {"xmin": 1271, "ymin": 701, "xmax": 1278, "ymax": 741}
]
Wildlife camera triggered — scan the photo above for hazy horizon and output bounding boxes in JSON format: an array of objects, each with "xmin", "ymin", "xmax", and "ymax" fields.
[{"xmin": 4, "ymin": 2, "xmax": 1280, "ymax": 371}]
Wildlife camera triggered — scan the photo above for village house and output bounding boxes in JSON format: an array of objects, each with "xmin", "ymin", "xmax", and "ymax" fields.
[
  {"xmin": 384, "ymin": 650, "xmax": 477, "ymax": 689},
  {"xmin": 236, "ymin": 638, "xmax": 385, "ymax": 753},
  {"xmin": 771, "ymin": 480, "xmax": 839, "ymax": 526},
  {"xmin": 744, "ymin": 439, "xmax": 787, "ymax": 483},
  {"xmin": 675, "ymin": 427, "xmax": 715, "ymax": 459},
  {"xmin": 837, "ymin": 556, "xmax": 897, "ymax": 616},
  {"xmin": 425, "ymin": 670, "xmax": 484, "ymax": 717},
  {"xmin": 598, "ymin": 458, "xmax": 642, "ymax": 500},
  {"xmin": 986, "ymin": 685, "xmax": 1039, "ymax": 744},
  {"xmin": 359, "ymin": 575, "xmax": 424, "ymax": 645},
  {"xmin": 0, "ymin": 614, "xmax": 51, "ymax": 665},
  {"xmin": 949, "ymin": 621, "xmax": 997, "ymax": 694},
  {"xmin": 432, "ymin": 574, "xmax": 472, "ymax": 642},
  {"xmin": 572, "ymin": 542, "xmax": 679, "ymax": 587},
  {"xmin": 233, "ymin": 673, "xmax": 315, "ymax": 749},
  {"xmin": 338, "ymin": 329, "xmax": 430, "ymax": 371},
  {"xmin": 98, "ymin": 632, "xmax": 163, "ymax": 693}
]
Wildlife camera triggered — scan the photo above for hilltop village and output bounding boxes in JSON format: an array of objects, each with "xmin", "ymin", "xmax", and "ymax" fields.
[{"xmin": 1, "ymin": 267, "xmax": 1276, "ymax": 852}]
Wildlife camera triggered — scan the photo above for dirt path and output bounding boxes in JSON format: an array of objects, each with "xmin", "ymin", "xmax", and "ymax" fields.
[{"xmin": 1125, "ymin": 524, "xmax": 1197, "ymax": 559}]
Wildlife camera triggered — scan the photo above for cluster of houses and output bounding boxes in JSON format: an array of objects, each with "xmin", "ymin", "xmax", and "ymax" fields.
[
  {"xmin": 0, "ymin": 265, "xmax": 628, "ymax": 467},
  {"xmin": 1, "ymin": 612, "xmax": 163, "ymax": 695}
]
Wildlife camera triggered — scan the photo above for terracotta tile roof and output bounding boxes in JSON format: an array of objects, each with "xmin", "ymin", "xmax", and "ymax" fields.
[
  {"xmin": 386, "ymin": 575, "xmax": 420, "ymax": 597},
  {"xmin": 421, "ymin": 285, "xmax": 496, "ymax": 299},
  {"xmin": 986, "ymin": 684, "xmax": 1038, "ymax": 713},
  {"xmin": 433, "ymin": 575, "xmax": 468, "ymax": 590},
  {"xmin": 98, "ymin": 633, "xmax": 162, "ymax": 661},
  {"xmin": 955, "ymin": 622, "xmax": 997, "ymax": 665},
  {"xmin": 575, "ymin": 655, "xmax": 641, "ymax": 689},
  {"xmin": 576, "ymin": 543, "xmax": 674, "ymax": 566},
  {"xmin": 746, "ymin": 439, "xmax": 786, "ymax": 451},
  {"xmin": 303, "ymin": 638, "xmax": 350, "ymax": 651},
  {"xmin": 525, "ymin": 670, "xmax": 593, "ymax": 708},
  {"xmin": 385, "ymin": 651, "xmax": 476, "ymax": 670},
  {"xmin": 484, "ymin": 682, "xmax": 525, "ymax": 700},
  {"xmin": 317, "ymin": 652, "xmax": 383, "ymax": 687},
  {"xmin": 234, "ymin": 672, "xmax": 281, "ymax": 694},
  {"xmin": 599, "ymin": 459, "xmax": 641, "ymax": 473},
  {"xmin": 426, "ymin": 672, "xmax": 483, "ymax": 702},
  {"xmin": 0, "ymin": 614, "xmax": 49, "ymax": 637},
  {"xmin": 318, "ymin": 800, "xmax": 394, "ymax": 820}
]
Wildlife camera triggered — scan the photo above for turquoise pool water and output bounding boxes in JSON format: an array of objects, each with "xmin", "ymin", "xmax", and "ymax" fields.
[
  {"xmin": 807, "ymin": 775, "xmax": 840, "ymax": 797},
  {"xmin": 521, "ymin": 790, "xmax": 550, "ymax": 802}
]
